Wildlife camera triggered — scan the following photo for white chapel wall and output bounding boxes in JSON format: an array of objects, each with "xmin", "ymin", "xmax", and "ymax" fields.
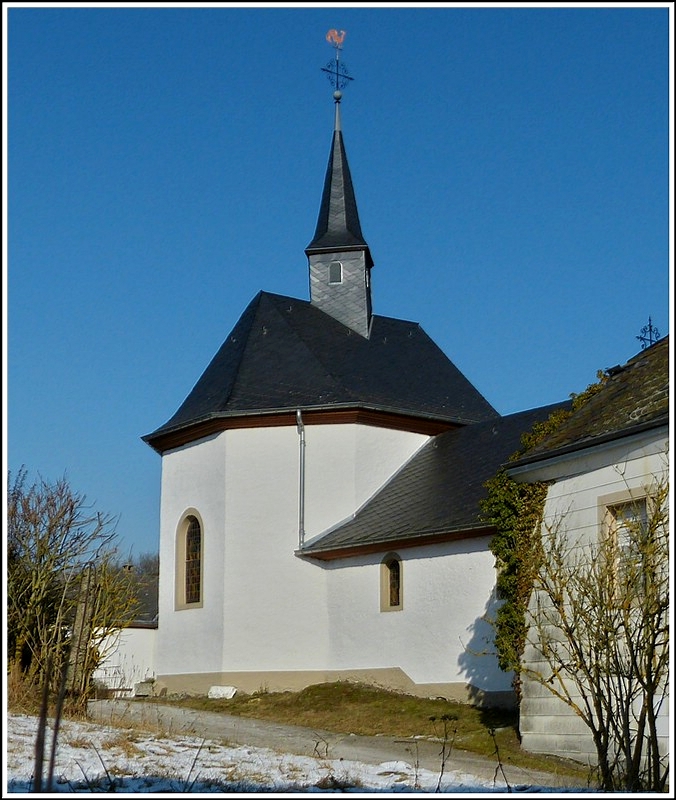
[
  {"xmin": 156, "ymin": 432, "xmax": 227, "ymax": 679},
  {"xmin": 217, "ymin": 423, "xmax": 428, "ymax": 673},
  {"xmin": 304, "ymin": 423, "xmax": 429, "ymax": 539},
  {"xmin": 155, "ymin": 421, "xmax": 428, "ymax": 690},
  {"xmin": 323, "ymin": 536, "xmax": 513, "ymax": 702},
  {"xmin": 218, "ymin": 424, "xmax": 329, "ymax": 673}
]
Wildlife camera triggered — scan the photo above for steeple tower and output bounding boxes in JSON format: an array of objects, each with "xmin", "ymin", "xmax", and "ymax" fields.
[{"xmin": 305, "ymin": 31, "xmax": 373, "ymax": 338}]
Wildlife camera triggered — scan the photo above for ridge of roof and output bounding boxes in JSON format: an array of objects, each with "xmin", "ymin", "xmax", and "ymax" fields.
[
  {"xmin": 509, "ymin": 335, "xmax": 670, "ymax": 468},
  {"xmin": 144, "ymin": 291, "xmax": 265, "ymax": 436},
  {"xmin": 144, "ymin": 292, "xmax": 346, "ymax": 441}
]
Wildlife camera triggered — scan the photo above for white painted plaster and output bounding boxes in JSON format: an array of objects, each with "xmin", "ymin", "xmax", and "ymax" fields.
[
  {"xmin": 323, "ymin": 538, "xmax": 512, "ymax": 691},
  {"xmin": 219, "ymin": 425, "xmax": 329, "ymax": 671},
  {"xmin": 152, "ymin": 423, "xmax": 427, "ymax": 681},
  {"xmin": 151, "ymin": 420, "xmax": 508, "ymax": 698},
  {"xmin": 93, "ymin": 627, "xmax": 157, "ymax": 693},
  {"xmin": 156, "ymin": 432, "xmax": 227, "ymax": 677}
]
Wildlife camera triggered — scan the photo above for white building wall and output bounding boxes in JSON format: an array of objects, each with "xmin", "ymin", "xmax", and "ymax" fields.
[
  {"xmin": 518, "ymin": 430, "xmax": 669, "ymax": 763},
  {"xmin": 156, "ymin": 422, "xmax": 428, "ymax": 684},
  {"xmin": 156, "ymin": 432, "xmax": 227, "ymax": 678},
  {"xmin": 323, "ymin": 537, "xmax": 512, "ymax": 695},
  {"xmin": 93, "ymin": 626, "xmax": 157, "ymax": 694},
  {"xmin": 219, "ymin": 424, "xmax": 329, "ymax": 672},
  {"xmin": 304, "ymin": 423, "xmax": 429, "ymax": 539}
]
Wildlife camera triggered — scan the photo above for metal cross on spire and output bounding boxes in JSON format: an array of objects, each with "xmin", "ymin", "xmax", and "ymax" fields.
[{"xmin": 322, "ymin": 29, "xmax": 354, "ymax": 101}]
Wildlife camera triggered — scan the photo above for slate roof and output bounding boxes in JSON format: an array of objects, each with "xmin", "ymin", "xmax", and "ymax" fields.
[
  {"xmin": 132, "ymin": 576, "xmax": 159, "ymax": 627},
  {"xmin": 144, "ymin": 291, "xmax": 499, "ymax": 449},
  {"xmin": 305, "ymin": 103, "xmax": 373, "ymax": 267},
  {"xmin": 511, "ymin": 335, "xmax": 670, "ymax": 469},
  {"xmin": 301, "ymin": 400, "xmax": 571, "ymax": 558},
  {"xmin": 123, "ymin": 564, "xmax": 159, "ymax": 628}
]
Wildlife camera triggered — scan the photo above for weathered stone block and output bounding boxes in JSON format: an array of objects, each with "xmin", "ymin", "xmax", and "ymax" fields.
[
  {"xmin": 208, "ymin": 685, "xmax": 237, "ymax": 699},
  {"xmin": 134, "ymin": 680, "xmax": 155, "ymax": 697}
]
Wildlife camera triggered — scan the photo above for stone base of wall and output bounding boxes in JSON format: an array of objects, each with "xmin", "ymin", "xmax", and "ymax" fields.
[{"xmin": 154, "ymin": 667, "xmax": 515, "ymax": 709}]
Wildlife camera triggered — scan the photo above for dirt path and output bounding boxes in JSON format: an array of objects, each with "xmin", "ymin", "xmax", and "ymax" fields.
[{"xmin": 88, "ymin": 699, "xmax": 589, "ymax": 790}]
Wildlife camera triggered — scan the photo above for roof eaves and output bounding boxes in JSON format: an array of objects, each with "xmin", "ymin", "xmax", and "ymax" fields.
[
  {"xmin": 304, "ymin": 242, "xmax": 374, "ymax": 268},
  {"xmin": 127, "ymin": 620, "xmax": 159, "ymax": 630},
  {"xmin": 508, "ymin": 415, "xmax": 669, "ymax": 475},
  {"xmin": 143, "ymin": 402, "xmax": 470, "ymax": 448},
  {"xmin": 298, "ymin": 522, "xmax": 494, "ymax": 560}
]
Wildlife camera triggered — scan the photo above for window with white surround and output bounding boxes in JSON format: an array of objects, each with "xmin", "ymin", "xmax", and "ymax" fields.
[
  {"xmin": 328, "ymin": 261, "xmax": 343, "ymax": 284},
  {"xmin": 606, "ymin": 497, "xmax": 648, "ymax": 591},
  {"xmin": 599, "ymin": 491, "xmax": 649, "ymax": 592},
  {"xmin": 608, "ymin": 498, "xmax": 648, "ymax": 551}
]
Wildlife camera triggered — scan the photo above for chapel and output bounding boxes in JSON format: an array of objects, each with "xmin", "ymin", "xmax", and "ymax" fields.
[{"xmin": 142, "ymin": 66, "xmax": 566, "ymax": 706}]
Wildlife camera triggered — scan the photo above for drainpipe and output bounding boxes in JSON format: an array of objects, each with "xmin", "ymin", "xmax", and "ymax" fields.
[{"xmin": 296, "ymin": 409, "xmax": 306, "ymax": 549}]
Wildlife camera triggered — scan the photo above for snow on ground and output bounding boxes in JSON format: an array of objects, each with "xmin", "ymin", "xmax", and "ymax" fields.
[{"xmin": 5, "ymin": 713, "xmax": 585, "ymax": 795}]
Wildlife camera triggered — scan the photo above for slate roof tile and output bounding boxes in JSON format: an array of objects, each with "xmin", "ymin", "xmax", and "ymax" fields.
[
  {"xmin": 512, "ymin": 335, "xmax": 669, "ymax": 467},
  {"xmin": 145, "ymin": 291, "xmax": 498, "ymax": 445},
  {"xmin": 306, "ymin": 127, "xmax": 370, "ymax": 255}
]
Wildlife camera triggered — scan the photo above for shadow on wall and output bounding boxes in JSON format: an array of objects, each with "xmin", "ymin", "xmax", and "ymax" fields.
[{"xmin": 457, "ymin": 587, "xmax": 516, "ymax": 711}]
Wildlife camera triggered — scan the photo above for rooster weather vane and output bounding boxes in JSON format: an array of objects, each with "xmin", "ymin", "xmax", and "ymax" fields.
[{"xmin": 322, "ymin": 29, "xmax": 353, "ymax": 100}]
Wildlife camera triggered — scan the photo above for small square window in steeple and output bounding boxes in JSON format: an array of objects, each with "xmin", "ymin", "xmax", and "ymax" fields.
[{"xmin": 328, "ymin": 261, "xmax": 343, "ymax": 284}]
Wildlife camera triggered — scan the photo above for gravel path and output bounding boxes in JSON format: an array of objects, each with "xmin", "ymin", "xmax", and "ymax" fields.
[{"xmin": 88, "ymin": 699, "xmax": 588, "ymax": 790}]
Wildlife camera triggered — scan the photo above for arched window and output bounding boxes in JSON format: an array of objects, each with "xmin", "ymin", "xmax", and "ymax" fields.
[
  {"xmin": 380, "ymin": 553, "xmax": 403, "ymax": 612},
  {"xmin": 185, "ymin": 516, "xmax": 201, "ymax": 604},
  {"xmin": 176, "ymin": 513, "xmax": 203, "ymax": 609},
  {"xmin": 387, "ymin": 559, "xmax": 401, "ymax": 607}
]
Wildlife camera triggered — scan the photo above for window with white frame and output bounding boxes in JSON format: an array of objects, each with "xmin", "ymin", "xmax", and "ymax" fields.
[
  {"xmin": 606, "ymin": 497, "xmax": 648, "ymax": 592},
  {"xmin": 328, "ymin": 261, "xmax": 343, "ymax": 284}
]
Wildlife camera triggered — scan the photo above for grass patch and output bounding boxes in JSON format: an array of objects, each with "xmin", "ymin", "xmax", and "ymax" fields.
[
  {"xmin": 151, "ymin": 681, "xmax": 589, "ymax": 780},
  {"xmin": 98, "ymin": 730, "xmax": 144, "ymax": 758},
  {"xmin": 7, "ymin": 666, "xmax": 89, "ymax": 721}
]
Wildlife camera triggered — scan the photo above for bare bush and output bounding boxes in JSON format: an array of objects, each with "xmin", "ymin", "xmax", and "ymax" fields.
[
  {"xmin": 523, "ymin": 474, "xmax": 669, "ymax": 791},
  {"xmin": 7, "ymin": 468, "xmax": 140, "ymax": 705}
]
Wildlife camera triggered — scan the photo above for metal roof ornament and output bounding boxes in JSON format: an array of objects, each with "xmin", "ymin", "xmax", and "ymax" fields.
[
  {"xmin": 322, "ymin": 29, "xmax": 353, "ymax": 102},
  {"xmin": 636, "ymin": 316, "xmax": 661, "ymax": 350}
]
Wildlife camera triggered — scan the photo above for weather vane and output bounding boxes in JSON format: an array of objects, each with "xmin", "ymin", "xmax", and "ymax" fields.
[{"xmin": 322, "ymin": 29, "xmax": 353, "ymax": 101}]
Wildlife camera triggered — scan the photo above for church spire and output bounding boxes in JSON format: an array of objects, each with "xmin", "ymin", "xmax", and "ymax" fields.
[
  {"xmin": 305, "ymin": 31, "xmax": 373, "ymax": 339},
  {"xmin": 305, "ymin": 92, "xmax": 372, "ymax": 260}
]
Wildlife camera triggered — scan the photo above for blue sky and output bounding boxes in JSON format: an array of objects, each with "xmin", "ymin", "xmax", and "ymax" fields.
[{"xmin": 6, "ymin": 4, "xmax": 672, "ymax": 558}]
